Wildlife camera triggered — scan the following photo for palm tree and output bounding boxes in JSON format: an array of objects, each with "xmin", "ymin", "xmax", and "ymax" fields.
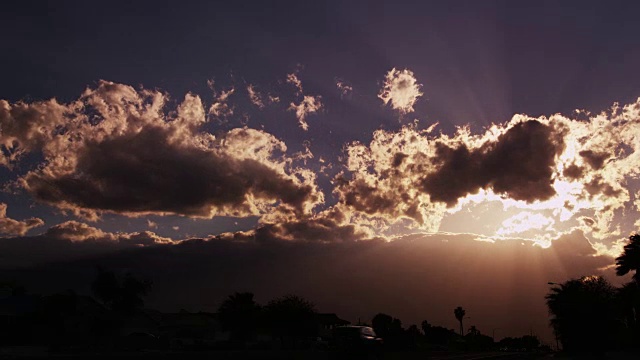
[
  {"xmin": 618, "ymin": 281, "xmax": 639, "ymax": 330},
  {"xmin": 421, "ymin": 320, "xmax": 432, "ymax": 337},
  {"xmin": 616, "ymin": 234, "xmax": 640, "ymax": 283},
  {"xmin": 454, "ymin": 306, "xmax": 466, "ymax": 336},
  {"xmin": 545, "ymin": 276, "xmax": 618, "ymax": 353},
  {"xmin": 468, "ymin": 325, "xmax": 480, "ymax": 336}
]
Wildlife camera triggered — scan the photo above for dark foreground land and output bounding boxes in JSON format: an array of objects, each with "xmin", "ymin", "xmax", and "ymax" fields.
[
  {"xmin": 5, "ymin": 347, "xmax": 640, "ymax": 359},
  {"xmin": 0, "ymin": 348, "xmax": 556, "ymax": 360}
]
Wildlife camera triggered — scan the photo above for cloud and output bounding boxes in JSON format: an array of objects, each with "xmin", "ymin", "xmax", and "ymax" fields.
[
  {"xmin": 0, "ymin": 203, "xmax": 44, "ymax": 236},
  {"xmin": 0, "ymin": 98, "xmax": 69, "ymax": 167},
  {"xmin": 496, "ymin": 211, "xmax": 555, "ymax": 236},
  {"xmin": 247, "ymin": 84, "xmax": 265, "ymax": 109},
  {"xmin": 331, "ymin": 97, "xmax": 640, "ymax": 249},
  {"xmin": 378, "ymin": 68, "xmax": 423, "ymax": 114},
  {"xmin": 335, "ymin": 79, "xmax": 353, "ymax": 98},
  {"xmin": 2, "ymin": 77, "xmax": 639, "ymax": 256},
  {"xmin": 246, "ymin": 84, "xmax": 279, "ymax": 109},
  {"xmin": 207, "ymin": 82, "xmax": 235, "ymax": 121},
  {"xmin": 286, "ymin": 72, "xmax": 303, "ymax": 95},
  {"xmin": 422, "ymin": 120, "xmax": 566, "ymax": 205},
  {"xmin": 0, "ymin": 221, "xmax": 175, "ymax": 268},
  {"xmin": 217, "ymin": 206, "xmax": 377, "ymax": 244},
  {"xmin": 44, "ymin": 221, "xmax": 174, "ymax": 245},
  {"xmin": 147, "ymin": 220, "xmax": 158, "ymax": 229},
  {"xmin": 0, "ymin": 81, "xmax": 322, "ymax": 220},
  {"xmin": 332, "ymin": 119, "xmax": 565, "ymax": 230},
  {"xmin": 283, "ymin": 70, "xmax": 323, "ymax": 130},
  {"xmin": 288, "ymin": 95, "xmax": 323, "ymax": 131}
]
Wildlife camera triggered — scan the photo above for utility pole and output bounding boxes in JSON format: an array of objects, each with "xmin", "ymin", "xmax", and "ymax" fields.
[{"xmin": 492, "ymin": 328, "xmax": 500, "ymax": 342}]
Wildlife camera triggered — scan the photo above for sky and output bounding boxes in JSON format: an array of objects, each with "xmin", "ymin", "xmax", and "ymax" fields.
[{"xmin": 2, "ymin": 0, "xmax": 640, "ymax": 344}]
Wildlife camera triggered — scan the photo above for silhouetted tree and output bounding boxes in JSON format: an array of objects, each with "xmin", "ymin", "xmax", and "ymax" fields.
[
  {"xmin": 618, "ymin": 281, "xmax": 640, "ymax": 347},
  {"xmin": 499, "ymin": 335, "xmax": 540, "ymax": 351},
  {"xmin": 616, "ymin": 234, "xmax": 640, "ymax": 284},
  {"xmin": 616, "ymin": 234, "xmax": 640, "ymax": 347},
  {"xmin": 264, "ymin": 295, "xmax": 316, "ymax": 348},
  {"xmin": 468, "ymin": 325, "xmax": 479, "ymax": 336},
  {"xmin": 372, "ymin": 313, "xmax": 406, "ymax": 349},
  {"xmin": 464, "ymin": 326, "xmax": 493, "ymax": 351},
  {"xmin": 372, "ymin": 313, "xmax": 393, "ymax": 339},
  {"xmin": 406, "ymin": 324, "xmax": 421, "ymax": 349},
  {"xmin": 91, "ymin": 268, "xmax": 151, "ymax": 316},
  {"xmin": 521, "ymin": 335, "xmax": 540, "ymax": 350},
  {"xmin": 546, "ymin": 276, "xmax": 619, "ymax": 353},
  {"xmin": 421, "ymin": 320, "xmax": 431, "ymax": 337},
  {"xmin": 454, "ymin": 306, "xmax": 466, "ymax": 336},
  {"xmin": 372, "ymin": 313, "xmax": 403, "ymax": 340},
  {"xmin": 217, "ymin": 292, "xmax": 261, "ymax": 345}
]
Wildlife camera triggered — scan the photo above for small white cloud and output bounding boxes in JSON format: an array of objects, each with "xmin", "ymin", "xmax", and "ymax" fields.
[
  {"xmin": 208, "ymin": 87, "xmax": 235, "ymax": 119},
  {"xmin": 247, "ymin": 85, "xmax": 265, "ymax": 109},
  {"xmin": 378, "ymin": 68, "xmax": 423, "ymax": 114},
  {"xmin": 247, "ymin": 84, "xmax": 279, "ymax": 109},
  {"xmin": 286, "ymin": 73, "xmax": 303, "ymax": 95},
  {"xmin": 268, "ymin": 95, "xmax": 280, "ymax": 103},
  {"xmin": 289, "ymin": 95, "xmax": 323, "ymax": 131},
  {"xmin": 496, "ymin": 212, "xmax": 555, "ymax": 236},
  {"xmin": 336, "ymin": 79, "xmax": 353, "ymax": 98}
]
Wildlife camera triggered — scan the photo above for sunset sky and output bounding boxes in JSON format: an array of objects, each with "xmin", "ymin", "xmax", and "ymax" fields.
[{"xmin": 2, "ymin": 0, "xmax": 640, "ymax": 344}]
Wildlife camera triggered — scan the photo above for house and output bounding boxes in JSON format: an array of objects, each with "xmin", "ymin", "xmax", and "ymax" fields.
[{"xmin": 315, "ymin": 313, "xmax": 350, "ymax": 338}]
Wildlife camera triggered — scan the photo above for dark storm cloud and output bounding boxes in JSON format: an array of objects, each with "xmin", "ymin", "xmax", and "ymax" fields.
[
  {"xmin": 2, "ymin": 81, "xmax": 323, "ymax": 220},
  {"xmin": 423, "ymin": 120, "xmax": 566, "ymax": 206},
  {"xmin": 228, "ymin": 210, "xmax": 374, "ymax": 244},
  {"xmin": 333, "ymin": 119, "xmax": 568, "ymax": 229},
  {"xmin": 579, "ymin": 150, "xmax": 610, "ymax": 170},
  {"xmin": 24, "ymin": 125, "xmax": 318, "ymax": 218},
  {"xmin": 584, "ymin": 176, "xmax": 622, "ymax": 198},
  {"xmin": 562, "ymin": 163, "xmax": 584, "ymax": 179},
  {"xmin": 0, "ymin": 221, "xmax": 174, "ymax": 268}
]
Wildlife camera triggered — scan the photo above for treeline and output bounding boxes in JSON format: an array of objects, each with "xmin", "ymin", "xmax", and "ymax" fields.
[
  {"xmin": 369, "ymin": 314, "xmax": 543, "ymax": 352},
  {"xmin": 1, "ymin": 268, "xmax": 546, "ymax": 354},
  {"xmin": 546, "ymin": 234, "xmax": 640, "ymax": 354}
]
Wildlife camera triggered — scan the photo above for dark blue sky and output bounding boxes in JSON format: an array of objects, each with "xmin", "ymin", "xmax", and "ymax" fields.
[
  {"xmin": 2, "ymin": 0, "xmax": 640, "ymax": 237},
  {"xmin": 5, "ymin": 1, "xmax": 640, "ymax": 114}
]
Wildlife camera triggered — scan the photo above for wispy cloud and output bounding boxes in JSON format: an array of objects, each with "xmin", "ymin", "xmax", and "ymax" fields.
[
  {"xmin": 336, "ymin": 78, "xmax": 353, "ymax": 98},
  {"xmin": 247, "ymin": 84, "xmax": 265, "ymax": 109},
  {"xmin": 207, "ymin": 80, "xmax": 235, "ymax": 121},
  {"xmin": 286, "ymin": 72, "xmax": 304, "ymax": 95},
  {"xmin": 288, "ymin": 95, "xmax": 323, "ymax": 131},
  {"xmin": 0, "ymin": 203, "xmax": 43, "ymax": 236}
]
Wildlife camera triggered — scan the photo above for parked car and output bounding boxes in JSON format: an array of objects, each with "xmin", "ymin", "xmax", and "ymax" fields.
[
  {"xmin": 122, "ymin": 332, "xmax": 160, "ymax": 351},
  {"xmin": 331, "ymin": 326, "xmax": 383, "ymax": 350}
]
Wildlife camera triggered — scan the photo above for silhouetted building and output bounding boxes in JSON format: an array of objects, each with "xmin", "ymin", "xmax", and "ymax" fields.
[{"xmin": 315, "ymin": 313, "xmax": 350, "ymax": 338}]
